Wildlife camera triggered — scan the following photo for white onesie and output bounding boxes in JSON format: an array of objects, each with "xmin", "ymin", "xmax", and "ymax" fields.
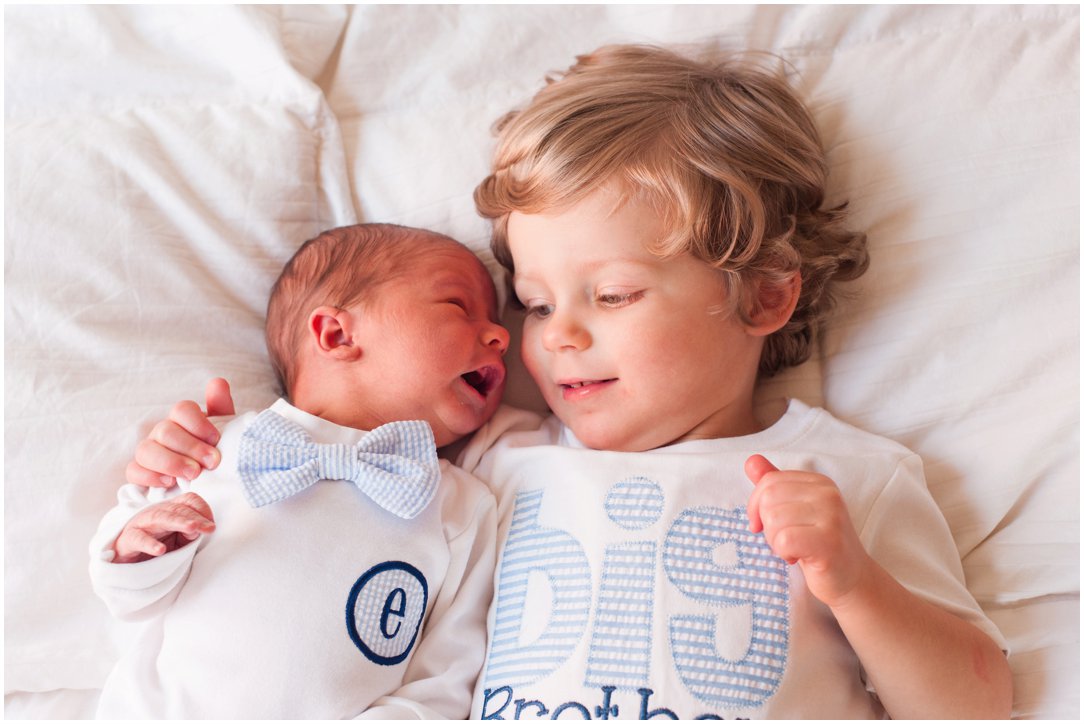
[{"xmin": 89, "ymin": 399, "xmax": 496, "ymax": 719}]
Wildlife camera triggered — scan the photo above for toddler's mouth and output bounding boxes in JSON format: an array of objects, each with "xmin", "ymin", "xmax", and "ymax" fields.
[{"xmin": 561, "ymin": 378, "xmax": 615, "ymax": 389}]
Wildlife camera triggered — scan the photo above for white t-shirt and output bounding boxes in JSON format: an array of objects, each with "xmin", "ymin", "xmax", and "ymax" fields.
[
  {"xmin": 459, "ymin": 399, "xmax": 1006, "ymax": 720},
  {"xmin": 89, "ymin": 399, "xmax": 496, "ymax": 719}
]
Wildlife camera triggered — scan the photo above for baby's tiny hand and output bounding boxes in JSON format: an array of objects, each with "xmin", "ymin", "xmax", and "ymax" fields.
[
  {"xmin": 745, "ymin": 454, "xmax": 872, "ymax": 608},
  {"xmin": 125, "ymin": 379, "xmax": 235, "ymax": 488},
  {"xmin": 112, "ymin": 492, "xmax": 216, "ymax": 564}
]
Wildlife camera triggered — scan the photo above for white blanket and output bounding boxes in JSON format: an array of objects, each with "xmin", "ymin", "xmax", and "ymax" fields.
[{"xmin": 5, "ymin": 5, "xmax": 1078, "ymax": 718}]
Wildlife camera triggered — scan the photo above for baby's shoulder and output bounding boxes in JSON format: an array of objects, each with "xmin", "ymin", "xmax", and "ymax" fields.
[
  {"xmin": 434, "ymin": 459, "xmax": 497, "ymax": 540},
  {"xmin": 456, "ymin": 405, "xmax": 550, "ymax": 472}
]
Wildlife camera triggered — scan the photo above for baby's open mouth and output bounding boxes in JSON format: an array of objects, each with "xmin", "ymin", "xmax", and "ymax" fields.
[{"xmin": 462, "ymin": 365, "xmax": 503, "ymax": 397}]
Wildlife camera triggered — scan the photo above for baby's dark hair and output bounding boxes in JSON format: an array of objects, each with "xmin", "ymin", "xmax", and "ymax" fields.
[
  {"xmin": 474, "ymin": 44, "xmax": 869, "ymax": 376},
  {"xmin": 265, "ymin": 223, "xmax": 460, "ymax": 396}
]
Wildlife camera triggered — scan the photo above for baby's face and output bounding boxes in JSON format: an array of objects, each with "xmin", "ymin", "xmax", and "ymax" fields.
[
  {"xmin": 508, "ymin": 188, "xmax": 765, "ymax": 451},
  {"xmin": 353, "ymin": 243, "xmax": 508, "ymax": 447}
]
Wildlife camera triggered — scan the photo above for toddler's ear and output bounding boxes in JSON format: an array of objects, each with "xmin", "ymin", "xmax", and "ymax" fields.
[
  {"xmin": 746, "ymin": 272, "xmax": 801, "ymax": 337},
  {"xmin": 308, "ymin": 306, "xmax": 363, "ymax": 361}
]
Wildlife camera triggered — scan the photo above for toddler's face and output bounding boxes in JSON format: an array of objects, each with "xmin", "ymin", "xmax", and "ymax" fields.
[
  {"xmin": 508, "ymin": 188, "xmax": 765, "ymax": 451},
  {"xmin": 354, "ymin": 244, "xmax": 508, "ymax": 447}
]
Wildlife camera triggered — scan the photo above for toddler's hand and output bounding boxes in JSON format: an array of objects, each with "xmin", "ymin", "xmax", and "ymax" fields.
[
  {"xmin": 745, "ymin": 454, "xmax": 873, "ymax": 608},
  {"xmin": 126, "ymin": 378, "xmax": 236, "ymax": 488},
  {"xmin": 112, "ymin": 492, "xmax": 215, "ymax": 564}
]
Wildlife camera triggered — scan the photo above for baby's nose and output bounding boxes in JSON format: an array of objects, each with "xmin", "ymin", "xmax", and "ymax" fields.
[{"xmin": 484, "ymin": 321, "xmax": 511, "ymax": 355}]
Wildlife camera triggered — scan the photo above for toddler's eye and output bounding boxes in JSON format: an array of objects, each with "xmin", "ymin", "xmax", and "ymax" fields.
[
  {"xmin": 524, "ymin": 302, "xmax": 554, "ymax": 319},
  {"xmin": 597, "ymin": 291, "xmax": 643, "ymax": 308},
  {"xmin": 445, "ymin": 298, "xmax": 467, "ymax": 311}
]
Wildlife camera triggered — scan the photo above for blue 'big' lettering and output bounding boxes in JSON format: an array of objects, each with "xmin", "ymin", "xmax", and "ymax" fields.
[
  {"xmin": 664, "ymin": 508, "xmax": 789, "ymax": 707},
  {"xmin": 485, "ymin": 489, "xmax": 592, "ymax": 686},
  {"xmin": 482, "ymin": 478, "xmax": 790, "ymax": 715}
]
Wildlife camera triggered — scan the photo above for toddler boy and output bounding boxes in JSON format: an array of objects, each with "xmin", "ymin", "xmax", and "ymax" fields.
[{"xmin": 460, "ymin": 43, "xmax": 1012, "ymax": 719}]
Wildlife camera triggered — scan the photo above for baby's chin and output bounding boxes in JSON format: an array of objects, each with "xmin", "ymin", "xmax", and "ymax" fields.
[
  {"xmin": 431, "ymin": 407, "xmax": 501, "ymax": 449},
  {"xmin": 431, "ymin": 424, "xmax": 471, "ymax": 450}
]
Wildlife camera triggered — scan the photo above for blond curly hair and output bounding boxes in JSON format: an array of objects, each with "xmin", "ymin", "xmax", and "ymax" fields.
[{"xmin": 474, "ymin": 44, "xmax": 868, "ymax": 376}]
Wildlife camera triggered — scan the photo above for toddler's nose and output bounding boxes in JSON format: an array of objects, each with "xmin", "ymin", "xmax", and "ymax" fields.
[{"xmin": 541, "ymin": 310, "xmax": 590, "ymax": 352}]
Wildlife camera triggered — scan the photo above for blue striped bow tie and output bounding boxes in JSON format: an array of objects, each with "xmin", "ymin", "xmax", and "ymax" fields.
[{"xmin": 237, "ymin": 410, "xmax": 440, "ymax": 518}]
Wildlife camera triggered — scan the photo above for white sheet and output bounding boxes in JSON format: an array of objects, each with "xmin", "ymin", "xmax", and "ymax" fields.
[{"xmin": 5, "ymin": 5, "xmax": 1078, "ymax": 719}]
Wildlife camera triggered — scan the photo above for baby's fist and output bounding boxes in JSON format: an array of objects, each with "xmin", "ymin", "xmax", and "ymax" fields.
[{"xmin": 112, "ymin": 492, "xmax": 215, "ymax": 564}]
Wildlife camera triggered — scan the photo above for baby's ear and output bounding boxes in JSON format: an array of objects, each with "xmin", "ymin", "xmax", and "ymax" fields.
[
  {"xmin": 746, "ymin": 272, "xmax": 801, "ymax": 337},
  {"xmin": 308, "ymin": 306, "xmax": 363, "ymax": 361}
]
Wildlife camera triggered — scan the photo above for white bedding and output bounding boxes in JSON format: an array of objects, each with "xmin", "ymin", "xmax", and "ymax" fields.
[{"xmin": 5, "ymin": 5, "xmax": 1078, "ymax": 719}]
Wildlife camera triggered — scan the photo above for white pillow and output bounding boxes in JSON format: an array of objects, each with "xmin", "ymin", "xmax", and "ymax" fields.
[{"xmin": 4, "ymin": 5, "xmax": 355, "ymax": 692}]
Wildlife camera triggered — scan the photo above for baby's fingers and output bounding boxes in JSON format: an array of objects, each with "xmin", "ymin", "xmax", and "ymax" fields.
[
  {"xmin": 132, "ymin": 437, "xmax": 203, "ymax": 484},
  {"xmin": 204, "ymin": 378, "xmax": 236, "ymax": 417},
  {"xmin": 153, "ymin": 414, "xmax": 221, "ymax": 469},
  {"xmin": 140, "ymin": 420, "xmax": 220, "ymax": 479},
  {"xmin": 174, "ymin": 492, "xmax": 215, "ymax": 525},
  {"xmin": 112, "ymin": 494, "xmax": 216, "ymax": 563},
  {"xmin": 126, "ymin": 459, "xmax": 179, "ymax": 489},
  {"xmin": 145, "ymin": 493, "xmax": 216, "ymax": 538},
  {"xmin": 168, "ymin": 400, "xmax": 222, "ymax": 446},
  {"xmin": 113, "ymin": 528, "xmax": 169, "ymax": 563}
]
